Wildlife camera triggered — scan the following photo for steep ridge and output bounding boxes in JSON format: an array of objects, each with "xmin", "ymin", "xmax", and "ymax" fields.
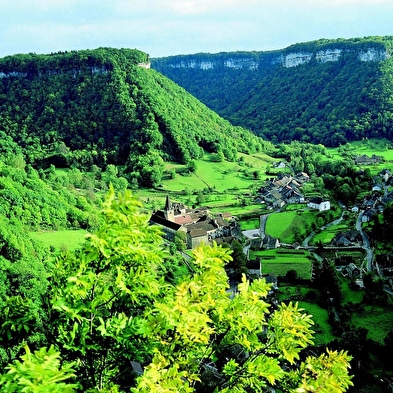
[
  {"xmin": 0, "ymin": 48, "xmax": 266, "ymax": 186},
  {"xmin": 152, "ymin": 36, "xmax": 393, "ymax": 146}
]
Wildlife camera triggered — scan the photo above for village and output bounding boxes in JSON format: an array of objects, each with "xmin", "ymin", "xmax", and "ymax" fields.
[{"xmin": 150, "ymin": 160, "xmax": 393, "ymax": 292}]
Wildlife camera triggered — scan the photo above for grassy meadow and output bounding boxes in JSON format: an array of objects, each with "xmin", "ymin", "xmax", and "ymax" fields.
[
  {"xmin": 265, "ymin": 209, "xmax": 318, "ymax": 244},
  {"xmin": 30, "ymin": 229, "xmax": 88, "ymax": 251},
  {"xmin": 240, "ymin": 217, "xmax": 260, "ymax": 230},
  {"xmin": 328, "ymin": 138, "xmax": 393, "ymax": 174},
  {"xmin": 161, "ymin": 152, "xmax": 276, "ymax": 194},
  {"xmin": 250, "ymin": 249, "xmax": 312, "ymax": 279},
  {"xmin": 277, "ymin": 285, "xmax": 335, "ymax": 344},
  {"xmin": 298, "ymin": 301, "xmax": 335, "ymax": 344},
  {"xmin": 351, "ymin": 305, "xmax": 393, "ymax": 344},
  {"xmin": 136, "ymin": 151, "xmax": 278, "ymax": 215},
  {"xmin": 338, "ymin": 276, "xmax": 393, "ymax": 344},
  {"xmin": 310, "ymin": 216, "xmax": 355, "ymax": 246}
]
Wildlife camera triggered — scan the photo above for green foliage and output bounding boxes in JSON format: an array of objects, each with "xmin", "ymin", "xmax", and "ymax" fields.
[
  {"xmin": 0, "ymin": 159, "xmax": 97, "ymax": 231},
  {"xmin": 293, "ymin": 349, "xmax": 353, "ymax": 393},
  {"xmin": 0, "ymin": 188, "xmax": 353, "ymax": 392},
  {"xmin": 0, "ymin": 346, "xmax": 78, "ymax": 392},
  {"xmin": 0, "ymin": 47, "xmax": 265, "ymax": 187},
  {"xmin": 44, "ymin": 186, "xmax": 166, "ymax": 390},
  {"xmin": 153, "ymin": 36, "xmax": 393, "ymax": 146}
]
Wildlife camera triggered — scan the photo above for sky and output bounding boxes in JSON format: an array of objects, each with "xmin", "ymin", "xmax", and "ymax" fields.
[{"xmin": 1, "ymin": 0, "xmax": 393, "ymax": 59}]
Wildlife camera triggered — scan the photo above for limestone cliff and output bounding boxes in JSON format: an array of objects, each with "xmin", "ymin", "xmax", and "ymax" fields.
[{"xmin": 153, "ymin": 41, "xmax": 390, "ymax": 71}]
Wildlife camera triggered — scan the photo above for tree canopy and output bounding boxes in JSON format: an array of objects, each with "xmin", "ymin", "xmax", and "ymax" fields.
[
  {"xmin": 0, "ymin": 48, "xmax": 268, "ymax": 187},
  {"xmin": 152, "ymin": 36, "xmax": 393, "ymax": 146},
  {"xmin": 0, "ymin": 187, "xmax": 353, "ymax": 392}
]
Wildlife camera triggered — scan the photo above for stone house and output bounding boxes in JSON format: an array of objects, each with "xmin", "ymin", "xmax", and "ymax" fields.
[
  {"xmin": 380, "ymin": 169, "xmax": 392, "ymax": 183},
  {"xmin": 151, "ymin": 196, "xmax": 238, "ymax": 249},
  {"xmin": 345, "ymin": 263, "xmax": 361, "ymax": 280},
  {"xmin": 262, "ymin": 235, "xmax": 280, "ymax": 250},
  {"xmin": 361, "ymin": 208, "xmax": 377, "ymax": 222},
  {"xmin": 149, "ymin": 211, "xmax": 187, "ymax": 241},
  {"xmin": 246, "ymin": 259, "xmax": 262, "ymax": 277},
  {"xmin": 187, "ymin": 227, "xmax": 208, "ymax": 249},
  {"xmin": 354, "ymin": 154, "xmax": 382, "ymax": 165},
  {"xmin": 307, "ymin": 197, "xmax": 330, "ymax": 211},
  {"xmin": 375, "ymin": 254, "xmax": 393, "ymax": 278},
  {"xmin": 333, "ymin": 230, "xmax": 362, "ymax": 247}
]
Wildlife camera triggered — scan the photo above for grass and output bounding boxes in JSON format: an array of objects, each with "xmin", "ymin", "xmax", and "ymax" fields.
[
  {"xmin": 352, "ymin": 305, "xmax": 393, "ymax": 344},
  {"xmin": 240, "ymin": 218, "xmax": 260, "ymax": 230},
  {"xmin": 339, "ymin": 275, "xmax": 364, "ymax": 304},
  {"xmin": 310, "ymin": 221, "xmax": 351, "ymax": 245},
  {"xmin": 277, "ymin": 285, "xmax": 335, "ymax": 344},
  {"xmin": 327, "ymin": 138, "xmax": 393, "ymax": 175},
  {"xmin": 265, "ymin": 209, "xmax": 318, "ymax": 243},
  {"xmin": 30, "ymin": 229, "xmax": 88, "ymax": 251},
  {"xmin": 162, "ymin": 156, "xmax": 253, "ymax": 193},
  {"xmin": 311, "ymin": 230, "xmax": 336, "ymax": 245},
  {"xmin": 250, "ymin": 249, "xmax": 312, "ymax": 279},
  {"xmin": 298, "ymin": 301, "xmax": 335, "ymax": 345},
  {"xmin": 160, "ymin": 152, "xmax": 279, "ymax": 194}
]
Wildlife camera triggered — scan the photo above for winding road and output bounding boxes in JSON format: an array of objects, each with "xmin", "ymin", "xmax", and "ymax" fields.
[{"xmin": 356, "ymin": 210, "xmax": 373, "ymax": 271}]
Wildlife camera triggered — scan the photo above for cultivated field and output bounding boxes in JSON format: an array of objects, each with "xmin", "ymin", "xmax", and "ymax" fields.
[
  {"xmin": 265, "ymin": 209, "xmax": 319, "ymax": 244},
  {"xmin": 250, "ymin": 249, "xmax": 313, "ymax": 279}
]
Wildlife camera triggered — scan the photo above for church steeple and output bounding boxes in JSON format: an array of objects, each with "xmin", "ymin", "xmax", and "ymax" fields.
[
  {"xmin": 165, "ymin": 194, "xmax": 172, "ymax": 210},
  {"xmin": 164, "ymin": 195, "xmax": 174, "ymax": 221}
]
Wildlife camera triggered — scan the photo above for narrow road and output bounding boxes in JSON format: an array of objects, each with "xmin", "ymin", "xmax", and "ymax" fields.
[
  {"xmin": 259, "ymin": 214, "xmax": 270, "ymax": 239},
  {"xmin": 302, "ymin": 211, "xmax": 344, "ymax": 247},
  {"xmin": 356, "ymin": 210, "xmax": 373, "ymax": 271}
]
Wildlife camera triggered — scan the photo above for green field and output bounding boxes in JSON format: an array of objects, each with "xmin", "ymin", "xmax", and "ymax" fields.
[
  {"xmin": 276, "ymin": 285, "xmax": 335, "ymax": 345},
  {"xmin": 161, "ymin": 152, "xmax": 276, "ymax": 194},
  {"xmin": 311, "ymin": 230, "xmax": 336, "ymax": 245},
  {"xmin": 265, "ymin": 210, "xmax": 318, "ymax": 243},
  {"xmin": 250, "ymin": 249, "xmax": 312, "ymax": 279},
  {"xmin": 30, "ymin": 229, "xmax": 88, "ymax": 251},
  {"xmin": 240, "ymin": 217, "xmax": 260, "ymax": 230},
  {"xmin": 351, "ymin": 305, "xmax": 393, "ymax": 344},
  {"xmin": 310, "ymin": 222, "xmax": 350, "ymax": 245},
  {"xmin": 298, "ymin": 301, "xmax": 335, "ymax": 345},
  {"xmin": 328, "ymin": 138, "xmax": 393, "ymax": 175}
]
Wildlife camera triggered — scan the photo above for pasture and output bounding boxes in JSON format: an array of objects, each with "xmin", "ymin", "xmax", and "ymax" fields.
[
  {"xmin": 310, "ymin": 222, "xmax": 350, "ymax": 245},
  {"xmin": 265, "ymin": 209, "xmax": 318, "ymax": 244},
  {"xmin": 240, "ymin": 217, "xmax": 260, "ymax": 230},
  {"xmin": 276, "ymin": 285, "xmax": 334, "ymax": 344},
  {"xmin": 30, "ymin": 229, "xmax": 88, "ymax": 251},
  {"xmin": 161, "ymin": 152, "xmax": 276, "ymax": 194},
  {"xmin": 351, "ymin": 305, "xmax": 393, "ymax": 344},
  {"xmin": 250, "ymin": 249, "xmax": 312, "ymax": 279},
  {"xmin": 328, "ymin": 138, "xmax": 393, "ymax": 174}
]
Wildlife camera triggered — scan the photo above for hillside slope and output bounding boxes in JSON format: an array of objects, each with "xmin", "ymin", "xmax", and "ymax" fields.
[
  {"xmin": 0, "ymin": 48, "xmax": 266, "ymax": 186},
  {"xmin": 152, "ymin": 36, "xmax": 393, "ymax": 146}
]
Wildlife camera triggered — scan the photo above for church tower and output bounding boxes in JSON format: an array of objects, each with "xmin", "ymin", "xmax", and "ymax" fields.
[{"xmin": 164, "ymin": 195, "xmax": 175, "ymax": 222}]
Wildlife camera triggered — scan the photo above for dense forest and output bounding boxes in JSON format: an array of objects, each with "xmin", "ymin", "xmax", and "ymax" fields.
[
  {"xmin": 152, "ymin": 36, "xmax": 393, "ymax": 146},
  {"xmin": 0, "ymin": 48, "xmax": 268, "ymax": 187}
]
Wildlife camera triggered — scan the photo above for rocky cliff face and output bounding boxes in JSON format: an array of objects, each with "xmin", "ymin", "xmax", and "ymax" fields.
[
  {"xmin": 280, "ymin": 47, "xmax": 388, "ymax": 68},
  {"xmin": 157, "ymin": 46, "xmax": 389, "ymax": 71}
]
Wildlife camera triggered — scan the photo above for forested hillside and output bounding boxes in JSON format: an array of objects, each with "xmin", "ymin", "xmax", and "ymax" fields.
[
  {"xmin": 0, "ymin": 48, "xmax": 266, "ymax": 187},
  {"xmin": 152, "ymin": 36, "xmax": 393, "ymax": 146}
]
